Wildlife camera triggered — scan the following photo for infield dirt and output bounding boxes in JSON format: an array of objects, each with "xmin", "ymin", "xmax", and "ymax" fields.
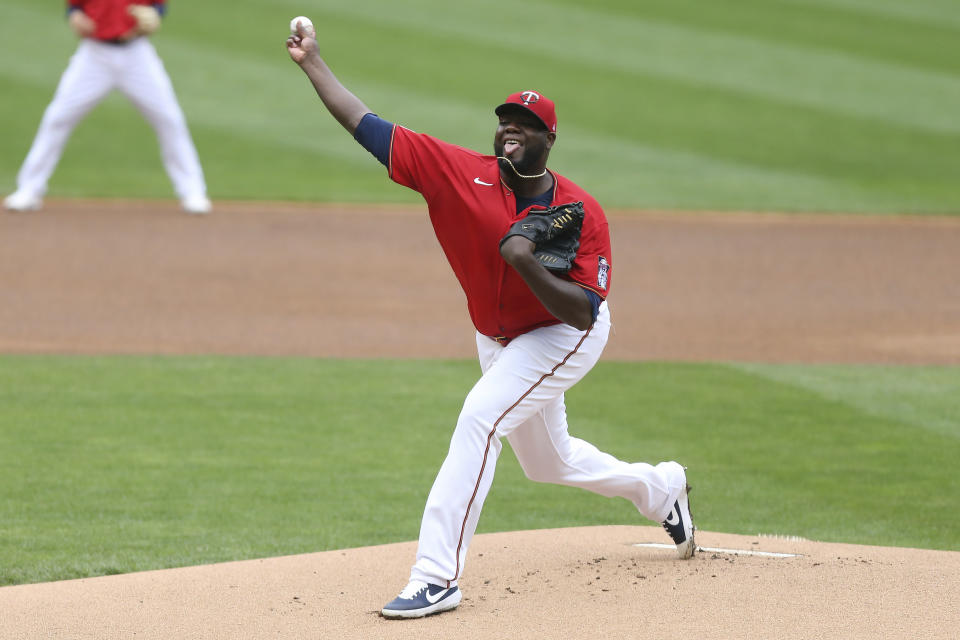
[{"xmin": 1, "ymin": 200, "xmax": 958, "ymax": 639}]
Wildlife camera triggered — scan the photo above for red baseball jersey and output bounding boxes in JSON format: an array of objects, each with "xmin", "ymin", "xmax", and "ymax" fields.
[
  {"xmin": 388, "ymin": 125, "xmax": 612, "ymax": 340},
  {"xmin": 68, "ymin": 0, "xmax": 164, "ymax": 41}
]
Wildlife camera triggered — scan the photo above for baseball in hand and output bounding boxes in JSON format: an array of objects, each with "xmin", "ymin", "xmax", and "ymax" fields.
[{"xmin": 290, "ymin": 16, "xmax": 313, "ymax": 34}]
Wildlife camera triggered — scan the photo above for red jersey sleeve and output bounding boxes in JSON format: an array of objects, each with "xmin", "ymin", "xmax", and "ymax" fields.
[
  {"xmin": 568, "ymin": 201, "xmax": 612, "ymax": 298},
  {"xmin": 548, "ymin": 183, "xmax": 611, "ymax": 299},
  {"xmin": 388, "ymin": 125, "xmax": 486, "ymax": 200}
]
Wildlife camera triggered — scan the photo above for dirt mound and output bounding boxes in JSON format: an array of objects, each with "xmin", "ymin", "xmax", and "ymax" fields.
[{"xmin": 2, "ymin": 526, "xmax": 957, "ymax": 639}]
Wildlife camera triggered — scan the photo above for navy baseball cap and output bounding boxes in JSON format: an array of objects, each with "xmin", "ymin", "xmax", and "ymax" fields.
[{"xmin": 495, "ymin": 90, "xmax": 557, "ymax": 133}]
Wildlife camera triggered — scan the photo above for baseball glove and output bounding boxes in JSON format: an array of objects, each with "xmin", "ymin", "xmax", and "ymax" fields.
[
  {"xmin": 500, "ymin": 201, "xmax": 585, "ymax": 273},
  {"xmin": 128, "ymin": 5, "xmax": 161, "ymax": 35}
]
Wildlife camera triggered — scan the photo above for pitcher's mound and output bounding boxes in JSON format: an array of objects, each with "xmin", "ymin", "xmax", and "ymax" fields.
[{"xmin": 2, "ymin": 526, "xmax": 957, "ymax": 639}]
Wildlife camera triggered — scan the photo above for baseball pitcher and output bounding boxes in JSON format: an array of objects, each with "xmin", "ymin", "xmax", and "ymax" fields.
[{"xmin": 286, "ymin": 18, "xmax": 696, "ymax": 619}]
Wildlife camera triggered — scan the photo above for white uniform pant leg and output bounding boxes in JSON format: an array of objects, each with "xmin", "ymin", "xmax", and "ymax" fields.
[
  {"xmin": 506, "ymin": 304, "xmax": 684, "ymax": 521},
  {"xmin": 410, "ymin": 302, "xmax": 615, "ymax": 588},
  {"xmin": 15, "ymin": 41, "xmax": 116, "ymax": 197},
  {"xmin": 117, "ymin": 38, "xmax": 207, "ymax": 199},
  {"xmin": 507, "ymin": 395, "xmax": 684, "ymax": 522}
]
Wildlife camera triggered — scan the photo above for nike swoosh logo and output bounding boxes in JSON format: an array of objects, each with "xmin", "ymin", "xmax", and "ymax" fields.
[
  {"xmin": 665, "ymin": 509, "xmax": 680, "ymax": 526},
  {"xmin": 425, "ymin": 588, "xmax": 450, "ymax": 604},
  {"xmin": 474, "ymin": 177, "xmax": 494, "ymax": 186}
]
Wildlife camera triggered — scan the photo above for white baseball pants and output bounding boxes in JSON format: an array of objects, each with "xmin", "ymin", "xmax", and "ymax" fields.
[
  {"xmin": 14, "ymin": 37, "xmax": 207, "ymax": 201},
  {"xmin": 409, "ymin": 303, "xmax": 688, "ymax": 588}
]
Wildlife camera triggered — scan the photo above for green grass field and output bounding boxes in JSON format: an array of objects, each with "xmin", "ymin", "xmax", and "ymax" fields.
[
  {"xmin": 1, "ymin": 0, "xmax": 959, "ymax": 212},
  {"xmin": 1, "ymin": 0, "xmax": 958, "ymax": 587},
  {"xmin": 1, "ymin": 356, "xmax": 957, "ymax": 586}
]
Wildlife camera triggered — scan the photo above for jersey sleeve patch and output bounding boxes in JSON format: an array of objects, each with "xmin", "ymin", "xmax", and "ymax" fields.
[{"xmin": 597, "ymin": 256, "xmax": 610, "ymax": 291}]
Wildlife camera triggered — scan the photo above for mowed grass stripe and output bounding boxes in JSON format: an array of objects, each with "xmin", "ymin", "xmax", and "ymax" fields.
[
  {"xmin": 0, "ymin": 3, "xmax": 77, "ymax": 78},
  {"xmin": 731, "ymin": 363, "xmax": 960, "ymax": 440},
  {"xmin": 7, "ymin": 11, "xmax": 951, "ymax": 188},
  {"xmin": 570, "ymin": 361, "xmax": 959, "ymax": 549},
  {"xmin": 292, "ymin": 0, "xmax": 960, "ymax": 134},
  {"xmin": 0, "ymin": 356, "xmax": 472, "ymax": 584},
  {"xmin": 166, "ymin": 5, "xmax": 960, "ymax": 212},
  {"xmin": 556, "ymin": 0, "xmax": 960, "ymax": 74},
  {"xmin": 2, "ymin": 0, "xmax": 959, "ymax": 212},
  {"xmin": 782, "ymin": 0, "xmax": 960, "ymax": 31},
  {"xmin": 1, "ymin": 355, "xmax": 958, "ymax": 585}
]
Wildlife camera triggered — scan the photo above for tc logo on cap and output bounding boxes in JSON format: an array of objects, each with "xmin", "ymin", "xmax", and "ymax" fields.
[
  {"xmin": 520, "ymin": 91, "xmax": 541, "ymax": 106},
  {"xmin": 495, "ymin": 90, "xmax": 558, "ymax": 132}
]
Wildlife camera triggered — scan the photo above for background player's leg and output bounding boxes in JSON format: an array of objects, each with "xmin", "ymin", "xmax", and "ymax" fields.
[
  {"xmin": 12, "ymin": 42, "xmax": 115, "ymax": 201},
  {"xmin": 117, "ymin": 39, "xmax": 208, "ymax": 208}
]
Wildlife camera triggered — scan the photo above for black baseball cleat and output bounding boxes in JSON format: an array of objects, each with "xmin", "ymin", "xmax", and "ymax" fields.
[{"xmin": 662, "ymin": 484, "xmax": 696, "ymax": 559}]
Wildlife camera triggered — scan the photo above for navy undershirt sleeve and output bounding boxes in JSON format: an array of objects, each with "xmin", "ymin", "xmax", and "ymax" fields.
[
  {"xmin": 583, "ymin": 288, "xmax": 602, "ymax": 322},
  {"xmin": 353, "ymin": 113, "xmax": 394, "ymax": 166}
]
